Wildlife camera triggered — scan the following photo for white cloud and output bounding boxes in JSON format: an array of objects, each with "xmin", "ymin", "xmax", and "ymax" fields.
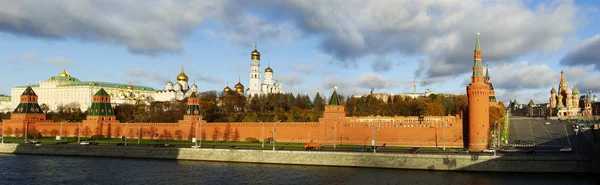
[
  {"xmin": 490, "ymin": 61, "xmax": 556, "ymax": 90},
  {"xmin": 356, "ymin": 73, "xmax": 397, "ymax": 89},
  {"xmin": 197, "ymin": 75, "xmax": 224, "ymax": 85},
  {"xmin": 125, "ymin": 68, "xmax": 167, "ymax": 82},
  {"xmin": 47, "ymin": 56, "xmax": 74, "ymax": 67},
  {"xmin": 278, "ymin": 75, "xmax": 305, "ymax": 86}
]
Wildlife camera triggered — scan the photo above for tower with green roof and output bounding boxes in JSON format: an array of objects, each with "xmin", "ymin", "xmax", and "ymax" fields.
[
  {"xmin": 12, "ymin": 86, "xmax": 45, "ymax": 120},
  {"xmin": 319, "ymin": 87, "xmax": 346, "ymax": 143},
  {"xmin": 83, "ymin": 88, "xmax": 118, "ymax": 138}
]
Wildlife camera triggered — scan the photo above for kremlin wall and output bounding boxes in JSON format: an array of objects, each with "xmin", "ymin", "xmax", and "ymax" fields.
[{"xmin": 1, "ymin": 33, "xmax": 490, "ymax": 150}]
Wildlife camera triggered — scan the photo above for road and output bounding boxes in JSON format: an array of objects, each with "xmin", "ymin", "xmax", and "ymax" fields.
[{"xmin": 506, "ymin": 117, "xmax": 595, "ymax": 152}]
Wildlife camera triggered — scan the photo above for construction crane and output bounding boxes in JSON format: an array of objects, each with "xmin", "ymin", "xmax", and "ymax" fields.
[{"xmin": 400, "ymin": 78, "xmax": 426, "ymax": 95}]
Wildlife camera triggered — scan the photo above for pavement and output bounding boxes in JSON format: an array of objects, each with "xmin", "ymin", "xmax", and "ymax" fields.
[{"xmin": 506, "ymin": 117, "xmax": 595, "ymax": 153}]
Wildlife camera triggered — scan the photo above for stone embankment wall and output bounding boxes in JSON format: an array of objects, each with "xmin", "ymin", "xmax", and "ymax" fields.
[{"xmin": 0, "ymin": 144, "xmax": 596, "ymax": 173}]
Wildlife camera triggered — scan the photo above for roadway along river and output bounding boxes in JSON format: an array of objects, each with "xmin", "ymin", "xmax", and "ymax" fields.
[{"xmin": 0, "ymin": 154, "xmax": 596, "ymax": 185}]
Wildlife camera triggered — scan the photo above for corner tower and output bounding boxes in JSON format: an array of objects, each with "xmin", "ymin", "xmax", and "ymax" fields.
[
  {"xmin": 12, "ymin": 86, "xmax": 45, "ymax": 120},
  {"xmin": 466, "ymin": 33, "xmax": 490, "ymax": 151}
]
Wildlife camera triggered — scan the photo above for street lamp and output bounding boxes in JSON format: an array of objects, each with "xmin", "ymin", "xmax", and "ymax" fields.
[
  {"xmin": 443, "ymin": 118, "xmax": 446, "ymax": 151},
  {"xmin": 199, "ymin": 119, "xmax": 203, "ymax": 148},
  {"xmin": 273, "ymin": 120, "xmax": 280, "ymax": 151},
  {"xmin": 1, "ymin": 120, "xmax": 4, "ymax": 144},
  {"xmin": 77, "ymin": 121, "xmax": 82, "ymax": 143},
  {"xmin": 261, "ymin": 121, "xmax": 264, "ymax": 148}
]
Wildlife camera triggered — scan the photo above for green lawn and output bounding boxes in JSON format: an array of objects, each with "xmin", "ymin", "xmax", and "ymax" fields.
[{"xmin": 0, "ymin": 136, "xmax": 463, "ymax": 152}]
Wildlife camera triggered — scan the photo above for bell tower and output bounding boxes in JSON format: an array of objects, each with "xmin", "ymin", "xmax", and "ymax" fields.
[{"xmin": 466, "ymin": 33, "xmax": 491, "ymax": 151}]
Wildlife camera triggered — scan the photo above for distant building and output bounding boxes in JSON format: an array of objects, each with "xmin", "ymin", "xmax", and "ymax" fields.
[
  {"xmin": 154, "ymin": 67, "xmax": 198, "ymax": 102},
  {"xmin": 10, "ymin": 69, "xmax": 156, "ymax": 112},
  {"xmin": 245, "ymin": 43, "xmax": 284, "ymax": 97},
  {"xmin": 548, "ymin": 70, "xmax": 581, "ymax": 117},
  {"xmin": 0, "ymin": 95, "xmax": 11, "ymax": 113}
]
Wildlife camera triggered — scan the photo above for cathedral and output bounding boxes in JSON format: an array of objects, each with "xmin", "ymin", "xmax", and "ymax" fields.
[
  {"xmin": 549, "ymin": 70, "xmax": 581, "ymax": 117},
  {"xmin": 155, "ymin": 67, "xmax": 198, "ymax": 102},
  {"xmin": 223, "ymin": 44, "xmax": 283, "ymax": 97}
]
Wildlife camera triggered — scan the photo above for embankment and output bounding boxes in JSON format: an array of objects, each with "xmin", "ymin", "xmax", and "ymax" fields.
[{"xmin": 0, "ymin": 144, "xmax": 596, "ymax": 173}]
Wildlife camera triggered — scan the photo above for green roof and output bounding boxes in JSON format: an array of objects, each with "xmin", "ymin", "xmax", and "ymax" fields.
[
  {"xmin": 185, "ymin": 104, "xmax": 201, "ymax": 115},
  {"xmin": 328, "ymin": 89, "xmax": 341, "ymax": 106},
  {"xmin": 189, "ymin": 92, "xmax": 198, "ymax": 98},
  {"xmin": 16, "ymin": 81, "xmax": 155, "ymax": 91},
  {"xmin": 94, "ymin": 88, "xmax": 110, "ymax": 96},
  {"xmin": 88, "ymin": 101, "xmax": 114, "ymax": 116},
  {"xmin": 47, "ymin": 75, "xmax": 81, "ymax": 82},
  {"xmin": 13, "ymin": 102, "xmax": 43, "ymax": 114},
  {"xmin": 21, "ymin": 86, "xmax": 37, "ymax": 96}
]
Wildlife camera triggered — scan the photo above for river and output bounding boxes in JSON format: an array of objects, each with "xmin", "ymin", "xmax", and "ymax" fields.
[{"xmin": 0, "ymin": 154, "xmax": 596, "ymax": 185}]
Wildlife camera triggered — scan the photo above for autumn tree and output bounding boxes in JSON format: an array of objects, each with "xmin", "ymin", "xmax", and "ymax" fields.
[
  {"xmin": 82, "ymin": 126, "xmax": 91, "ymax": 138},
  {"xmin": 114, "ymin": 126, "xmax": 122, "ymax": 138},
  {"xmin": 223, "ymin": 123, "xmax": 232, "ymax": 142},
  {"xmin": 232, "ymin": 128, "xmax": 240, "ymax": 142},
  {"xmin": 175, "ymin": 129, "xmax": 183, "ymax": 141},
  {"xmin": 212, "ymin": 127, "xmax": 221, "ymax": 141}
]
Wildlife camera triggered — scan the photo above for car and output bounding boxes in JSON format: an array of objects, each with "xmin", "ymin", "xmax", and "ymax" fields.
[
  {"xmin": 457, "ymin": 149, "xmax": 470, "ymax": 153},
  {"xmin": 407, "ymin": 148, "xmax": 420, "ymax": 153},
  {"xmin": 79, "ymin": 142, "xmax": 90, "ymax": 145},
  {"xmin": 191, "ymin": 145, "xmax": 201, "ymax": 149},
  {"xmin": 545, "ymin": 122, "xmax": 550, "ymax": 125},
  {"xmin": 116, "ymin": 143, "xmax": 128, "ymax": 146},
  {"xmin": 483, "ymin": 148, "xmax": 495, "ymax": 153},
  {"xmin": 355, "ymin": 147, "xmax": 372, "ymax": 152},
  {"xmin": 89, "ymin": 142, "xmax": 99, "ymax": 145},
  {"xmin": 26, "ymin": 141, "xmax": 41, "ymax": 144},
  {"xmin": 559, "ymin": 147, "xmax": 572, "ymax": 152},
  {"xmin": 152, "ymin": 143, "xmax": 171, "ymax": 147},
  {"xmin": 526, "ymin": 150, "xmax": 536, "ymax": 155}
]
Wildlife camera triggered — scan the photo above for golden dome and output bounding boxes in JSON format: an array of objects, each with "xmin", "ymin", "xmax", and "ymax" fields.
[
  {"xmin": 234, "ymin": 82, "xmax": 244, "ymax": 93},
  {"xmin": 126, "ymin": 84, "xmax": 134, "ymax": 90},
  {"xmin": 58, "ymin": 69, "xmax": 70, "ymax": 77},
  {"xmin": 265, "ymin": 67, "xmax": 273, "ymax": 73},
  {"xmin": 177, "ymin": 68, "xmax": 189, "ymax": 82},
  {"xmin": 224, "ymin": 86, "xmax": 232, "ymax": 92},
  {"xmin": 251, "ymin": 49, "xmax": 260, "ymax": 60}
]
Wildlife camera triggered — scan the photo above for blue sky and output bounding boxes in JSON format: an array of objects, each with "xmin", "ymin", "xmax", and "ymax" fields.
[{"xmin": 1, "ymin": 0, "xmax": 599, "ymax": 104}]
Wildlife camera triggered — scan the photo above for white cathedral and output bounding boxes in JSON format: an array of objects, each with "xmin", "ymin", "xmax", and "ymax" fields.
[
  {"xmin": 155, "ymin": 67, "xmax": 198, "ymax": 102},
  {"xmin": 244, "ymin": 44, "xmax": 284, "ymax": 97}
]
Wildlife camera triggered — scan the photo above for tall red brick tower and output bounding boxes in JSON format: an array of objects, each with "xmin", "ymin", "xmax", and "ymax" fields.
[{"xmin": 466, "ymin": 33, "xmax": 490, "ymax": 151}]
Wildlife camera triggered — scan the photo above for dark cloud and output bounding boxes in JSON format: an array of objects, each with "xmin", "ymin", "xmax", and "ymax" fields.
[
  {"xmin": 372, "ymin": 56, "xmax": 395, "ymax": 72},
  {"xmin": 0, "ymin": 1, "xmax": 212, "ymax": 55},
  {"xmin": 560, "ymin": 35, "xmax": 600, "ymax": 70}
]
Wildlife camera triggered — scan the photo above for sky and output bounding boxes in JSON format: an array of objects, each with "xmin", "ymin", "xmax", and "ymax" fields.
[{"xmin": 1, "ymin": 0, "xmax": 599, "ymax": 105}]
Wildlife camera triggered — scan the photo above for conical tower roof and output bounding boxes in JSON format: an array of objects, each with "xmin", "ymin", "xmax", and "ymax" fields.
[
  {"xmin": 21, "ymin": 86, "xmax": 37, "ymax": 96},
  {"xmin": 94, "ymin": 88, "xmax": 110, "ymax": 96},
  {"xmin": 328, "ymin": 87, "xmax": 341, "ymax": 106}
]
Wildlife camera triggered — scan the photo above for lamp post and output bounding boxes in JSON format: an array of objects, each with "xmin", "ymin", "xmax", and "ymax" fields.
[
  {"xmin": 199, "ymin": 119, "xmax": 203, "ymax": 148},
  {"xmin": 273, "ymin": 120, "xmax": 280, "ymax": 151},
  {"xmin": 261, "ymin": 121, "xmax": 264, "ymax": 148},
  {"xmin": 1, "ymin": 120, "xmax": 4, "ymax": 144},
  {"xmin": 77, "ymin": 121, "xmax": 81, "ymax": 143},
  {"xmin": 24, "ymin": 121, "xmax": 28, "ymax": 142},
  {"xmin": 59, "ymin": 121, "xmax": 63, "ymax": 144},
  {"xmin": 443, "ymin": 118, "xmax": 446, "ymax": 151},
  {"xmin": 194, "ymin": 120, "xmax": 199, "ymax": 148},
  {"xmin": 333, "ymin": 124, "xmax": 337, "ymax": 149},
  {"xmin": 373, "ymin": 124, "xmax": 377, "ymax": 154}
]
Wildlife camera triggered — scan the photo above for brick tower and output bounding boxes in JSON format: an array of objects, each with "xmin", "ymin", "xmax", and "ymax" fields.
[
  {"xmin": 181, "ymin": 92, "xmax": 204, "ymax": 140},
  {"xmin": 5, "ymin": 86, "xmax": 48, "ymax": 140},
  {"xmin": 319, "ymin": 87, "xmax": 345, "ymax": 144},
  {"xmin": 466, "ymin": 33, "xmax": 490, "ymax": 151},
  {"xmin": 83, "ymin": 88, "xmax": 118, "ymax": 138}
]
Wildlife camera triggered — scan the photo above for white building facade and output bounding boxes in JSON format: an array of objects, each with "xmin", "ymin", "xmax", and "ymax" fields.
[
  {"xmin": 154, "ymin": 68, "xmax": 198, "ymax": 102},
  {"xmin": 10, "ymin": 70, "xmax": 155, "ymax": 112},
  {"xmin": 246, "ymin": 45, "xmax": 283, "ymax": 97}
]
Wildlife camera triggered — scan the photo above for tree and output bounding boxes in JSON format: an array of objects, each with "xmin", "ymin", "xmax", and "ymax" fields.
[
  {"xmin": 82, "ymin": 126, "xmax": 91, "ymax": 138},
  {"xmin": 175, "ymin": 129, "xmax": 183, "ymax": 141},
  {"xmin": 42, "ymin": 129, "xmax": 49, "ymax": 137},
  {"xmin": 6, "ymin": 127, "xmax": 13, "ymax": 137},
  {"xmin": 223, "ymin": 123, "xmax": 232, "ymax": 142},
  {"xmin": 50, "ymin": 129, "xmax": 59, "ymax": 137},
  {"xmin": 40, "ymin": 103, "xmax": 50, "ymax": 114},
  {"xmin": 232, "ymin": 128, "xmax": 240, "ymax": 142},
  {"xmin": 212, "ymin": 127, "xmax": 221, "ymax": 141},
  {"xmin": 114, "ymin": 126, "xmax": 122, "ymax": 137},
  {"xmin": 14, "ymin": 128, "xmax": 22, "ymax": 138},
  {"xmin": 74, "ymin": 127, "xmax": 80, "ymax": 138},
  {"xmin": 128, "ymin": 128, "xmax": 135, "ymax": 138}
]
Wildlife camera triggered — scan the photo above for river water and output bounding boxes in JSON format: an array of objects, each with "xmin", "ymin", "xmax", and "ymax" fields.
[{"xmin": 0, "ymin": 154, "xmax": 595, "ymax": 185}]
